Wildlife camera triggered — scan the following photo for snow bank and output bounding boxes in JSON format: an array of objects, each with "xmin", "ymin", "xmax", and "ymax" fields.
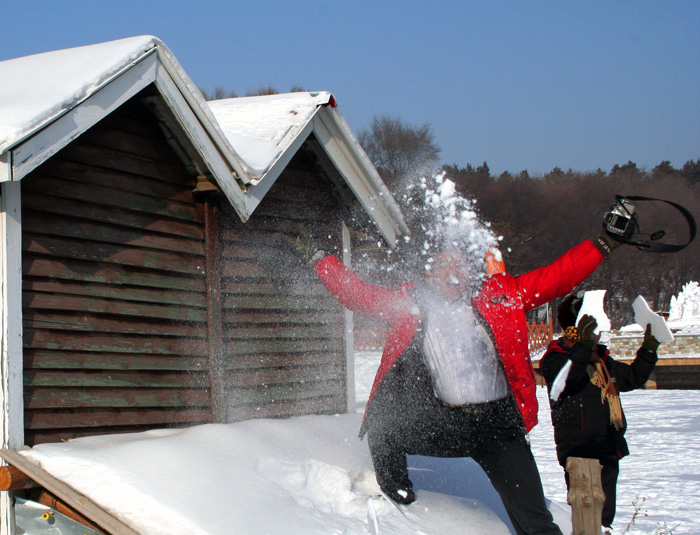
[{"xmin": 21, "ymin": 414, "xmax": 515, "ymax": 535}]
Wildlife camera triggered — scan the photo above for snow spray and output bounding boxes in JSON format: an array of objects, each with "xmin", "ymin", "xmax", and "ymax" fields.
[{"xmin": 400, "ymin": 171, "xmax": 501, "ymax": 291}]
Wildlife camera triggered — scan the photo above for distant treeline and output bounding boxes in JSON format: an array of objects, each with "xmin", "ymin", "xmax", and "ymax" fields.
[{"xmin": 442, "ymin": 160, "xmax": 700, "ymax": 326}]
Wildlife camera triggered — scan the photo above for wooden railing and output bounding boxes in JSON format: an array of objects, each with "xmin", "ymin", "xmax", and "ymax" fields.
[
  {"xmin": 355, "ymin": 320, "xmax": 555, "ymax": 353},
  {"xmin": 528, "ymin": 319, "xmax": 554, "ymax": 354}
]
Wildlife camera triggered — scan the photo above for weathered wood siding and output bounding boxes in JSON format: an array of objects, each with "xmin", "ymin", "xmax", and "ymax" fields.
[
  {"xmin": 21, "ymin": 96, "xmax": 349, "ymax": 445},
  {"xmin": 217, "ymin": 149, "xmax": 347, "ymax": 422}
]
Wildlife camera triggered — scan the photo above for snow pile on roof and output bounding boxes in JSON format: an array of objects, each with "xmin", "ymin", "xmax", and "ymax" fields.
[
  {"xmin": 208, "ymin": 92, "xmax": 333, "ymax": 177},
  {"xmin": 0, "ymin": 36, "xmax": 159, "ymax": 152}
]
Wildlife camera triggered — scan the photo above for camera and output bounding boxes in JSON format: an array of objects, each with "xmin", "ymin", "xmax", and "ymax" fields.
[{"xmin": 603, "ymin": 197, "xmax": 637, "ymax": 238}]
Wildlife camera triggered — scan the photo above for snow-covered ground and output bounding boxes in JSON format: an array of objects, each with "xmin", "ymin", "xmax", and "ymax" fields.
[
  {"xmin": 18, "ymin": 277, "xmax": 700, "ymax": 534},
  {"xmin": 532, "ymin": 387, "xmax": 698, "ymax": 535},
  {"xmin": 17, "ymin": 349, "xmax": 699, "ymax": 535},
  {"xmin": 362, "ymin": 352, "xmax": 700, "ymax": 535}
]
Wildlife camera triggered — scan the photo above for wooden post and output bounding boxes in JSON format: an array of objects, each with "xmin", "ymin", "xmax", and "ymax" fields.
[
  {"xmin": 204, "ymin": 199, "xmax": 225, "ymax": 423},
  {"xmin": 0, "ymin": 466, "xmax": 37, "ymax": 491},
  {"xmin": 566, "ymin": 457, "xmax": 605, "ymax": 535},
  {"xmin": 1, "ymin": 180, "xmax": 24, "ymax": 535},
  {"xmin": 341, "ymin": 222, "xmax": 355, "ymax": 413}
]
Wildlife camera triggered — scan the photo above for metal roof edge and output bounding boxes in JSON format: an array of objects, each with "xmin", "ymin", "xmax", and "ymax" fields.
[
  {"xmin": 149, "ymin": 61, "xmax": 253, "ymax": 222},
  {"xmin": 153, "ymin": 45, "xmax": 254, "ymax": 185},
  {"xmin": 0, "ymin": 38, "xmax": 256, "ymax": 224},
  {"xmin": 312, "ymin": 106, "xmax": 409, "ymax": 246},
  {"xmin": 3, "ymin": 49, "xmax": 161, "ymax": 182},
  {"xmin": 0, "ymin": 38, "xmax": 161, "ymax": 157},
  {"xmin": 244, "ymin": 101, "xmax": 323, "ymax": 189}
]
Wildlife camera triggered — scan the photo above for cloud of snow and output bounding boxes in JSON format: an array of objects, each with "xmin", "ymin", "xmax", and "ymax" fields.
[{"xmin": 391, "ymin": 171, "xmax": 499, "ymax": 289}]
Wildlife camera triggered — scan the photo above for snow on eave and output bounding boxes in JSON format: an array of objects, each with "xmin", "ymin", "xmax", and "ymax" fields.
[
  {"xmin": 209, "ymin": 92, "xmax": 409, "ymax": 245},
  {"xmin": 0, "ymin": 36, "xmax": 160, "ymax": 155},
  {"xmin": 208, "ymin": 92, "xmax": 335, "ymax": 183},
  {"xmin": 0, "ymin": 37, "xmax": 407, "ymax": 243},
  {"xmin": 0, "ymin": 36, "xmax": 254, "ymax": 189}
]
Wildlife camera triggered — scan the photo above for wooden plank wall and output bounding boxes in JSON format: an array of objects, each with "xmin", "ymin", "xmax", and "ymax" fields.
[
  {"xmin": 21, "ymin": 98, "xmax": 211, "ymax": 445},
  {"xmin": 20, "ymin": 95, "xmax": 350, "ymax": 445},
  {"xmin": 217, "ymin": 151, "xmax": 348, "ymax": 422}
]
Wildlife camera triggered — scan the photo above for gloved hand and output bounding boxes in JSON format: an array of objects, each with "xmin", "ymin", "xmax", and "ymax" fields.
[
  {"xmin": 641, "ymin": 323, "xmax": 660, "ymax": 352},
  {"xmin": 279, "ymin": 224, "xmax": 325, "ymax": 265},
  {"xmin": 595, "ymin": 230, "xmax": 625, "ymax": 255},
  {"xmin": 577, "ymin": 314, "xmax": 600, "ymax": 349}
]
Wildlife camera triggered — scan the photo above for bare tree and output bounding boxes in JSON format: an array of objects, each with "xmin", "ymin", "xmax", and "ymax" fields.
[
  {"xmin": 200, "ymin": 84, "xmax": 309, "ymax": 100},
  {"xmin": 199, "ymin": 85, "xmax": 238, "ymax": 101},
  {"xmin": 245, "ymin": 84, "xmax": 279, "ymax": 96},
  {"xmin": 358, "ymin": 115, "xmax": 441, "ymax": 189}
]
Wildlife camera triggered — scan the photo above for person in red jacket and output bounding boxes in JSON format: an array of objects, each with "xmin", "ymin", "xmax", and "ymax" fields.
[{"xmin": 285, "ymin": 227, "xmax": 622, "ymax": 535}]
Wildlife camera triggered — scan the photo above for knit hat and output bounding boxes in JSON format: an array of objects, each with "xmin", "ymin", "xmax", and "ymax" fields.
[{"xmin": 557, "ymin": 294, "xmax": 583, "ymax": 330}]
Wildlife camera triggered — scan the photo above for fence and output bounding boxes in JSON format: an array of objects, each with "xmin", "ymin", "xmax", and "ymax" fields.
[
  {"xmin": 357, "ymin": 322, "xmax": 700, "ymax": 389},
  {"xmin": 528, "ymin": 320, "xmax": 554, "ymax": 354},
  {"xmin": 354, "ymin": 320, "xmax": 555, "ymax": 353}
]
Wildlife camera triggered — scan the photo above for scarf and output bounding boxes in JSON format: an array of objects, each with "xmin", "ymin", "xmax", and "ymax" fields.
[{"xmin": 588, "ymin": 356, "xmax": 623, "ymax": 430}]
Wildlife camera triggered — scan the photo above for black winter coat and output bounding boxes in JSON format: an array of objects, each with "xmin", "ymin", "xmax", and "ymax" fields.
[{"xmin": 540, "ymin": 339, "xmax": 657, "ymax": 465}]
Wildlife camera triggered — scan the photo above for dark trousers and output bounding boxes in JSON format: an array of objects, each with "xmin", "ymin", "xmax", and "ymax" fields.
[
  {"xmin": 564, "ymin": 456, "xmax": 619, "ymax": 527},
  {"xmin": 367, "ymin": 397, "xmax": 563, "ymax": 535}
]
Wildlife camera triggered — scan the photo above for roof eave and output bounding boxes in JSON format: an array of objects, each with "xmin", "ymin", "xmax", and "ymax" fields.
[
  {"xmin": 311, "ymin": 105, "xmax": 409, "ymax": 247},
  {"xmin": 2, "ymin": 48, "xmax": 161, "ymax": 182},
  {"xmin": 236, "ymin": 100, "xmax": 409, "ymax": 246},
  {"xmin": 234, "ymin": 104, "xmax": 322, "ymax": 220},
  {"xmin": 0, "ymin": 41, "xmax": 257, "ymax": 223},
  {"xmin": 153, "ymin": 46, "xmax": 255, "ymax": 185}
]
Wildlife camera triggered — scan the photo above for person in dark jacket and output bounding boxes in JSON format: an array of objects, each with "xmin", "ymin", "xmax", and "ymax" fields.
[{"xmin": 539, "ymin": 294, "xmax": 660, "ymax": 531}]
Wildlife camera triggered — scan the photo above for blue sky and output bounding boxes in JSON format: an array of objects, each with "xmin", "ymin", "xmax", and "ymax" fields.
[{"xmin": 2, "ymin": 1, "xmax": 698, "ymax": 176}]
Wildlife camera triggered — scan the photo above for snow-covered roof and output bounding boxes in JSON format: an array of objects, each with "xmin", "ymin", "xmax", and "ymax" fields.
[
  {"xmin": 0, "ymin": 37, "xmax": 152, "ymax": 153},
  {"xmin": 0, "ymin": 36, "xmax": 407, "ymax": 244},
  {"xmin": 209, "ymin": 92, "xmax": 336, "ymax": 180}
]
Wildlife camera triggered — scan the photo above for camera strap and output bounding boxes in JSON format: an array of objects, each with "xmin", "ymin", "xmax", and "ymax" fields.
[{"xmin": 618, "ymin": 194, "xmax": 696, "ymax": 253}]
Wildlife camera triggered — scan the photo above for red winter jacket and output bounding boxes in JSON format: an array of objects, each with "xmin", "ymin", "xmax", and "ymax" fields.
[{"xmin": 315, "ymin": 240, "xmax": 604, "ymax": 431}]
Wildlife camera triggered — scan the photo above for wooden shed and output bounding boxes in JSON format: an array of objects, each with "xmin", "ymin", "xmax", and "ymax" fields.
[{"xmin": 0, "ymin": 35, "xmax": 408, "ymax": 456}]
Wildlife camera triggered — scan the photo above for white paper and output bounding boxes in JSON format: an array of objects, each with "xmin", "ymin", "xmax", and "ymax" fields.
[
  {"xmin": 632, "ymin": 295, "xmax": 674, "ymax": 343},
  {"xmin": 550, "ymin": 359, "xmax": 573, "ymax": 402},
  {"xmin": 575, "ymin": 289, "xmax": 611, "ymax": 334}
]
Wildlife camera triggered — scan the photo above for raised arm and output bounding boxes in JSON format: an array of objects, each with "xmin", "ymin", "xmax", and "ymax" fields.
[
  {"xmin": 513, "ymin": 240, "xmax": 605, "ymax": 312},
  {"xmin": 314, "ymin": 255, "xmax": 415, "ymax": 322}
]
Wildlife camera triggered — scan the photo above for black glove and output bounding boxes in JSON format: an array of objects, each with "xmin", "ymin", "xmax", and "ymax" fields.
[
  {"xmin": 594, "ymin": 230, "xmax": 625, "ymax": 255},
  {"xmin": 577, "ymin": 314, "xmax": 599, "ymax": 349},
  {"xmin": 279, "ymin": 225, "xmax": 325, "ymax": 265},
  {"xmin": 641, "ymin": 323, "xmax": 660, "ymax": 352}
]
